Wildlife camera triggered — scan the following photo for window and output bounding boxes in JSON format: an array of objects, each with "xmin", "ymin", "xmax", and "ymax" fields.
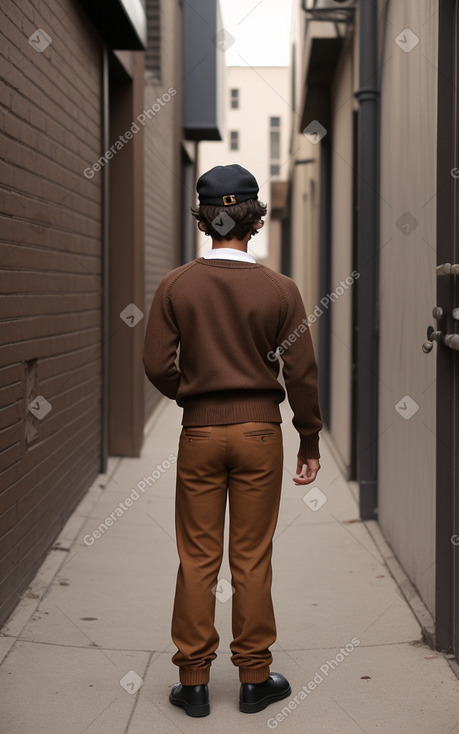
[
  {"xmin": 269, "ymin": 116, "xmax": 281, "ymax": 176},
  {"xmin": 230, "ymin": 131, "xmax": 239, "ymax": 150},
  {"xmin": 230, "ymin": 88, "xmax": 239, "ymax": 109},
  {"xmin": 270, "ymin": 131, "xmax": 280, "ymax": 160}
]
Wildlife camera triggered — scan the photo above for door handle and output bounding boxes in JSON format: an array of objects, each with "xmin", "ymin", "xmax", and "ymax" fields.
[
  {"xmin": 443, "ymin": 333, "xmax": 459, "ymax": 350},
  {"xmin": 423, "ymin": 325, "xmax": 459, "ymax": 352},
  {"xmin": 437, "ymin": 263, "xmax": 459, "ymax": 275},
  {"xmin": 422, "ymin": 326, "xmax": 441, "ymax": 353}
]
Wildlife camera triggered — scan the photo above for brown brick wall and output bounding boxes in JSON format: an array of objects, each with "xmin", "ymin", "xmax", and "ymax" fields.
[
  {"xmin": 0, "ymin": 1, "xmax": 103, "ymax": 623},
  {"xmin": 0, "ymin": 0, "xmax": 188, "ymax": 627}
]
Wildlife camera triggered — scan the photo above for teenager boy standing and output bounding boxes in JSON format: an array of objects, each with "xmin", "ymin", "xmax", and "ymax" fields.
[{"xmin": 143, "ymin": 164, "xmax": 323, "ymax": 717}]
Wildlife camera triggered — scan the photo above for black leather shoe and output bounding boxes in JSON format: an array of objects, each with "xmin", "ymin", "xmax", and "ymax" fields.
[
  {"xmin": 169, "ymin": 682, "xmax": 210, "ymax": 717},
  {"xmin": 239, "ymin": 673, "xmax": 291, "ymax": 713}
]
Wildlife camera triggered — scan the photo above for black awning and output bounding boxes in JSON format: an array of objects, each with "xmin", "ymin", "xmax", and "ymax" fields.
[{"xmin": 76, "ymin": 0, "xmax": 147, "ymax": 50}]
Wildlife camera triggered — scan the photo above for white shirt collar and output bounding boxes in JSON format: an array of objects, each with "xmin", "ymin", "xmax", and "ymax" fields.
[{"xmin": 201, "ymin": 247, "xmax": 256, "ymax": 263}]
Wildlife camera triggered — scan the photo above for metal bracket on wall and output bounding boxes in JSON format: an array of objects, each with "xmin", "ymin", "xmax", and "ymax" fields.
[{"xmin": 301, "ymin": 0, "xmax": 356, "ymax": 24}]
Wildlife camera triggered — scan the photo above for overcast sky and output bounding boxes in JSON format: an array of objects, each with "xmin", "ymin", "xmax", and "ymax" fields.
[{"xmin": 219, "ymin": 0, "xmax": 292, "ymax": 66}]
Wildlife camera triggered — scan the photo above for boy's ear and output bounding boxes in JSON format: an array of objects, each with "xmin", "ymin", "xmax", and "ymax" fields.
[
  {"xmin": 197, "ymin": 221, "xmax": 208, "ymax": 233},
  {"xmin": 254, "ymin": 219, "xmax": 264, "ymax": 230}
]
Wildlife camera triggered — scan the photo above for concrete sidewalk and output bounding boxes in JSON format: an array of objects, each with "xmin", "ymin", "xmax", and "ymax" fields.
[{"xmin": 1, "ymin": 396, "xmax": 459, "ymax": 733}]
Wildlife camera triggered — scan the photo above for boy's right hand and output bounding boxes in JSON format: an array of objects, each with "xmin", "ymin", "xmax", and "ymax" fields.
[{"xmin": 293, "ymin": 455, "xmax": 320, "ymax": 485}]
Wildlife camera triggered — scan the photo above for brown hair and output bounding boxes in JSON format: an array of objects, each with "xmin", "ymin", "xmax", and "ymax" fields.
[{"xmin": 191, "ymin": 198, "xmax": 268, "ymax": 241}]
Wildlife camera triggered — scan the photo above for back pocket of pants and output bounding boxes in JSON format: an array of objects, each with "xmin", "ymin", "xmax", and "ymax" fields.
[
  {"xmin": 242, "ymin": 428, "xmax": 276, "ymax": 441},
  {"xmin": 182, "ymin": 429, "xmax": 211, "ymax": 441}
]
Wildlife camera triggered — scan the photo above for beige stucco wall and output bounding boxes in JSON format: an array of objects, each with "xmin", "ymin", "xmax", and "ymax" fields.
[
  {"xmin": 377, "ymin": 0, "xmax": 438, "ymax": 614},
  {"xmin": 267, "ymin": 218, "xmax": 282, "ymax": 273},
  {"xmin": 328, "ymin": 35, "xmax": 358, "ymax": 472},
  {"xmin": 290, "ymin": 139, "xmax": 321, "ymax": 349},
  {"xmin": 289, "ymin": 10, "xmax": 359, "ymax": 461}
]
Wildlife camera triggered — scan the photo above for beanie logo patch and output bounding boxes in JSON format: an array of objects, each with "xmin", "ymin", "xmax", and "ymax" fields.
[{"xmin": 222, "ymin": 194, "xmax": 237, "ymax": 206}]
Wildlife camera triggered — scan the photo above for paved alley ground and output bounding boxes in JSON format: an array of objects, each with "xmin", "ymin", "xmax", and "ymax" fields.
[{"xmin": 1, "ymin": 397, "xmax": 459, "ymax": 733}]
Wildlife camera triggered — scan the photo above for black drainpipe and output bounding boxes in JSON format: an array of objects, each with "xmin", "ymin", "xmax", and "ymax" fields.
[{"xmin": 354, "ymin": 0, "xmax": 380, "ymax": 520}]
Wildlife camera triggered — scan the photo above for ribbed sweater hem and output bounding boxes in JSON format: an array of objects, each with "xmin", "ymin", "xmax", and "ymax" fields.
[{"xmin": 180, "ymin": 396, "xmax": 282, "ymax": 427}]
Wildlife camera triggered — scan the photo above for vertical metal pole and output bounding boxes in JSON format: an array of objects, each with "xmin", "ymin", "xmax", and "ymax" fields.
[{"xmin": 354, "ymin": 0, "xmax": 380, "ymax": 519}]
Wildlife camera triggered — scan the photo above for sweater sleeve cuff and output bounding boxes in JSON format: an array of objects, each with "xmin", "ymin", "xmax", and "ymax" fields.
[{"xmin": 298, "ymin": 434, "xmax": 320, "ymax": 460}]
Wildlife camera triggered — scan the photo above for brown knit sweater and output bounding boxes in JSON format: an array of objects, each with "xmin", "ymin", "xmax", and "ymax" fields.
[{"xmin": 143, "ymin": 257, "xmax": 323, "ymax": 459}]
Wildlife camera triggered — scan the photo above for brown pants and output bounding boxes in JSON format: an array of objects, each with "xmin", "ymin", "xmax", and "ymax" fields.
[{"xmin": 171, "ymin": 421, "xmax": 284, "ymax": 685}]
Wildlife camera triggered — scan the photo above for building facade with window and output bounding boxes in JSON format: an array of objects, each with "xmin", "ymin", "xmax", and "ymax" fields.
[{"xmin": 197, "ymin": 65, "xmax": 291, "ymax": 270}]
